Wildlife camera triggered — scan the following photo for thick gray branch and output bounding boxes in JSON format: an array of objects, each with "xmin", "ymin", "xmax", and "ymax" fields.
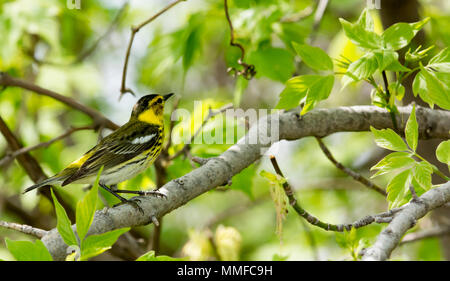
[
  {"xmin": 40, "ymin": 105, "xmax": 450, "ymax": 260},
  {"xmin": 362, "ymin": 181, "xmax": 450, "ymax": 261}
]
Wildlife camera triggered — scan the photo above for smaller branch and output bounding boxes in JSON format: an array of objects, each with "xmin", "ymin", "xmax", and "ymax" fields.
[
  {"xmin": 120, "ymin": 0, "xmax": 186, "ymax": 99},
  {"xmin": 315, "ymin": 137, "xmax": 387, "ymax": 196},
  {"xmin": 224, "ymin": 0, "xmax": 256, "ymax": 80},
  {"xmin": 413, "ymin": 153, "xmax": 450, "ymax": 181},
  {"xmin": 279, "ymin": 7, "xmax": 313, "ymax": 23},
  {"xmin": 400, "ymin": 226, "xmax": 450, "ymax": 245},
  {"xmin": 309, "ymin": 0, "xmax": 329, "ymax": 44},
  {"xmin": 0, "ymin": 221, "xmax": 48, "ymax": 238},
  {"xmin": 269, "ymin": 155, "xmax": 399, "ymax": 232},
  {"xmin": 362, "ymin": 181, "xmax": 450, "ymax": 261},
  {"xmin": 31, "ymin": 3, "xmax": 128, "ymax": 66},
  {"xmin": 0, "ymin": 125, "xmax": 95, "ymax": 167},
  {"xmin": 0, "ymin": 72, "xmax": 119, "ymax": 130},
  {"xmin": 74, "ymin": 4, "xmax": 128, "ymax": 63}
]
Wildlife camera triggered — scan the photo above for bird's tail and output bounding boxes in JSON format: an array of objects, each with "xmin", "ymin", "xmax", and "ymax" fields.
[{"xmin": 22, "ymin": 176, "xmax": 64, "ymax": 194}]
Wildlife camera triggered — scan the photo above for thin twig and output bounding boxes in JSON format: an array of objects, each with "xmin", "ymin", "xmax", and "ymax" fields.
[
  {"xmin": 224, "ymin": 0, "xmax": 256, "ymax": 80},
  {"xmin": 309, "ymin": 0, "xmax": 329, "ymax": 44},
  {"xmin": 31, "ymin": 3, "xmax": 128, "ymax": 66},
  {"xmin": 0, "ymin": 72, "xmax": 119, "ymax": 130},
  {"xmin": 400, "ymin": 226, "xmax": 450, "ymax": 245},
  {"xmin": 269, "ymin": 155, "xmax": 398, "ymax": 232},
  {"xmin": 0, "ymin": 221, "xmax": 48, "ymax": 238},
  {"xmin": 120, "ymin": 0, "xmax": 186, "ymax": 99},
  {"xmin": 315, "ymin": 137, "xmax": 387, "ymax": 196},
  {"xmin": 0, "ymin": 125, "xmax": 95, "ymax": 167}
]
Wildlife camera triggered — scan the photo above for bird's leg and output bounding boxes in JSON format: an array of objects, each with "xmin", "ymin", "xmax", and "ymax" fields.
[
  {"xmin": 113, "ymin": 189, "xmax": 167, "ymax": 198},
  {"xmin": 99, "ymin": 183, "xmax": 144, "ymax": 214}
]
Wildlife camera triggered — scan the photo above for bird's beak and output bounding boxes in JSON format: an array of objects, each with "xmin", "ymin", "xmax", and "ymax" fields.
[{"xmin": 163, "ymin": 93, "xmax": 174, "ymax": 101}]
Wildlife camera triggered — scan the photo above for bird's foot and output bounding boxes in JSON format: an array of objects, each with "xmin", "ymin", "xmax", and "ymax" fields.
[
  {"xmin": 114, "ymin": 189, "xmax": 167, "ymax": 198},
  {"xmin": 113, "ymin": 197, "xmax": 144, "ymax": 214}
]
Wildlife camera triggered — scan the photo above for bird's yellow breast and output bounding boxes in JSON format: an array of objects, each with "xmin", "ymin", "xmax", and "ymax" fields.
[{"xmin": 138, "ymin": 109, "xmax": 163, "ymax": 125}]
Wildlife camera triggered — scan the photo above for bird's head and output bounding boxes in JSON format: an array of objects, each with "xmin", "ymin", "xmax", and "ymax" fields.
[{"xmin": 131, "ymin": 93, "xmax": 174, "ymax": 125}]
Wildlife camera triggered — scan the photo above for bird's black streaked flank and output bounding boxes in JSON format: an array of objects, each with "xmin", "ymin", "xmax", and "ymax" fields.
[{"xmin": 23, "ymin": 93, "xmax": 174, "ymax": 213}]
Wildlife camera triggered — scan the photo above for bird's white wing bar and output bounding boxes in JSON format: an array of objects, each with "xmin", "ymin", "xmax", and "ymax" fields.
[{"xmin": 131, "ymin": 133, "xmax": 156, "ymax": 144}]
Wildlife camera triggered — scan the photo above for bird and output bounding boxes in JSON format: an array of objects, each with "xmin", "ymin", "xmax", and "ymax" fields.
[{"xmin": 23, "ymin": 93, "xmax": 174, "ymax": 212}]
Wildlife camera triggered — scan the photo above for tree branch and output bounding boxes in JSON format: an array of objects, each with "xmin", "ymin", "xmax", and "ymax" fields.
[
  {"xmin": 400, "ymin": 226, "xmax": 450, "ymax": 245},
  {"xmin": 0, "ymin": 125, "xmax": 95, "ymax": 167},
  {"xmin": 269, "ymin": 155, "xmax": 396, "ymax": 232},
  {"xmin": 315, "ymin": 137, "xmax": 386, "ymax": 196},
  {"xmin": 38, "ymin": 105, "xmax": 450, "ymax": 260},
  {"xmin": 30, "ymin": 3, "xmax": 128, "ymax": 66},
  {"xmin": 0, "ymin": 221, "xmax": 48, "ymax": 238},
  {"xmin": 224, "ymin": 0, "xmax": 256, "ymax": 80},
  {"xmin": 362, "ymin": 181, "xmax": 450, "ymax": 261},
  {"xmin": 120, "ymin": 0, "xmax": 186, "ymax": 99},
  {"xmin": 0, "ymin": 72, "xmax": 119, "ymax": 130}
]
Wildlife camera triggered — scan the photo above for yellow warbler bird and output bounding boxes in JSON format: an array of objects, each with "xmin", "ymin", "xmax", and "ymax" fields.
[{"xmin": 24, "ymin": 93, "xmax": 174, "ymax": 212}]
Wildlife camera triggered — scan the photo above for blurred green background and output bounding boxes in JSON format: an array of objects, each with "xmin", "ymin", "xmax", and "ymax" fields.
[{"xmin": 0, "ymin": 0, "xmax": 449, "ymax": 261}]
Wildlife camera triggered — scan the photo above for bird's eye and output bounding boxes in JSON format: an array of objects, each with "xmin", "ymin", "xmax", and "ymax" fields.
[{"xmin": 154, "ymin": 98, "xmax": 163, "ymax": 105}]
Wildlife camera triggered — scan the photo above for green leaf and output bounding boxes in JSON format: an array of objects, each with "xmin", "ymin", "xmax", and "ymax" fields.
[
  {"xmin": 182, "ymin": 27, "xmax": 201, "ymax": 72},
  {"xmin": 259, "ymin": 170, "xmax": 286, "ymax": 185},
  {"xmin": 346, "ymin": 52, "xmax": 378, "ymax": 81},
  {"xmin": 276, "ymin": 75, "xmax": 335, "ymax": 113},
  {"xmin": 412, "ymin": 71, "xmax": 435, "ymax": 107},
  {"xmin": 80, "ymin": 228, "xmax": 130, "ymax": 261},
  {"xmin": 182, "ymin": 14, "xmax": 203, "ymax": 72},
  {"xmin": 405, "ymin": 105, "xmax": 418, "ymax": 152},
  {"xmin": 51, "ymin": 189, "xmax": 78, "ymax": 247},
  {"xmin": 387, "ymin": 169, "xmax": 412, "ymax": 209},
  {"xmin": 370, "ymin": 126, "xmax": 409, "ymax": 152},
  {"xmin": 5, "ymin": 239, "xmax": 53, "ymax": 261},
  {"xmin": 339, "ymin": 9, "xmax": 382, "ymax": 50},
  {"xmin": 292, "ymin": 42, "xmax": 333, "ymax": 71},
  {"xmin": 382, "ymin": 23, "xmax": 415, "ymax": 50},
  {"xmin": 436, "ymin": 140, "xmax": 450, "ymax": 167},
  {"xmin": 385, "ymin": 59, "xmax": 411, "ymax": 72},
  {"xmin": 371, "ymin": 152, "xmax": 415, "ymax": 177},
  {"xmin": 427, "ymin": 47, "xmax": 450, "ymax": 73},
  {"xmin": 247, "ymin": 47, "xmax": 295, "ymax": 82},
  {"xmin": 409, "ymin": 17, "xmax": 430, "ymax": 32},
  {"xmin": 414, "ymin": 66, "xmax": 450, "ymax": 110},
  {"xmin": 389, "ymin": 81, "xmax": 406, "ymax": 100},
  {"xmin": 76, "ymin": 167, "xmax": 102, "ymax": 242},
  {"xmin": 374, "ymin": 50, "xmax": 399, "ymax": 72},
  {"xmin": 413, "ymin": 161, "xmax": 433, "ymax": 191},
  {"xmin": 301, "ymin": 75, "xmax": 334, "ymax": 114},
  {"xmin": 136, "ymin": 250, "xmax": 188, "ymax": 261},
  {"xmin": 276, "ymin": 75, "xmax": 315, "ymax": 109}
]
